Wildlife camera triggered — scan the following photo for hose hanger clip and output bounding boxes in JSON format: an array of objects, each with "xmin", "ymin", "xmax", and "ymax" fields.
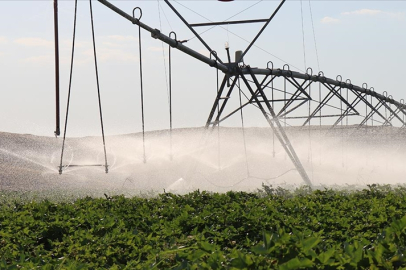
[
  {"xmin": 132, "ymin": 7, "xmax": 142, "ymax": 23},
  {"xmin": 282, "ymin": 64, "xmax": 292, "ymax": 77},
  {"xmin": 306, "ymin": 67, "xmax": 313, "ymax": 80},
  {"xmin": 336, "ymin": 75, "xmax": 342, "ymax": 87},
  {"xmin": 318, "ymin": 71, "xmax": 326, "ymax": 83},
  {"xmin": 346, "ymin": 79, "xmax": 353, "ymax": 89},
  {"xmin": 267, "ymin": 61, "xmax": 273, "ymax": 75},
  {"xmin": 369, "ymin": 87, "xmax": 375, "ymax": 97},
  {"xmin": 362, "ymin": 83, "xmax": 368, "ymax": 89},
  {"xmin": 400, "ymin": 99, "xmax": 405, "ymax": 105},
  {"xmin": 169, "ymin": 31, "xmax": 178, "ymax": 47},
  {"xmin": 388, "ymin": 95, "xmax": 394, "ymax": 102},
  {"xmin": 210, "ymin": 50, "xmax": 218, "ymax": 68}
]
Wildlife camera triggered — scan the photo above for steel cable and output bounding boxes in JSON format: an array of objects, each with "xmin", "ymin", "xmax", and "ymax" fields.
[
  {"xmin": 157, "ymin": 1, "xmax": 173, "ymax": 161},
  {"xmin": 89, "ymin": 0, "xmax": 109, "ymax": 173},
  {"xmin": 300, "ymin": 0, "xmax": 307, "ymax": 70},
  {"xmin": 59, "ymin": 0, "xmax": 78, "ymax": 175},
  {"xmin": 308, "ymin": 0, "xmax": 320, "ymax": 71},
  {"xmin": 172, "ymin": 0, "xmax": 303, "ymax": 72}
]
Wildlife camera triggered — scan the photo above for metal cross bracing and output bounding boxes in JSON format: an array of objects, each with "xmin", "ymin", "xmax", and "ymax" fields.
[{"xmin": 55, "ymin": 0, "xmax": 406, "ymax": 185}]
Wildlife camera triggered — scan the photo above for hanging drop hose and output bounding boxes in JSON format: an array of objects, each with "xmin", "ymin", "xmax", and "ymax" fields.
[
  {"xmin": 169, "ymin": 44, "xmax": 173, "ymax": 160},
  {"xmin": 271, "ymin": 76, "xmax": 275, "ymax": 157},
  {"xmin": 134, "ymin": 8, "xmax": 147, "ymax": 164},
  {"xmin": 59, "ymin": 0, "xmax": 78, "ymax": 175},
  {"xmin": 90, "ymin": 0, "xmax": 109, "ymax": 173},
  {"xmin": 238, "ymin": 77, "xmax": 250, "ymax": 177},
  {"xmin": 216, "ymin": 62, "xmax": 221, "ymax": 171},
  {"xmin": 168, "ymin": 32, "xmax": 175, "ymax": 161}
]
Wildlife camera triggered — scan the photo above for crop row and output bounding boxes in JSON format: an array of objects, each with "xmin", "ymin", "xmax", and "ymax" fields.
[{"xmin": 1, "ymin": 185, "xmax": 406, "ymax": 269}]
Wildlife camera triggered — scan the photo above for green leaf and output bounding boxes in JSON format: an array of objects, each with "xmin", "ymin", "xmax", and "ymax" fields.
[
  {"xmin": 302, "ymin": 236, "xmax": 321, "ymax": 253},
  {"xmin": 197, "ymin": 241, "xmax": 216, "ymax": 253},
  {"xmin": 318, "ymin": 248, "xmax": 336, "ymax": 264},
  {"xmin": 279, "ymin": 257, "xmax": 313, "ymax": 270}
]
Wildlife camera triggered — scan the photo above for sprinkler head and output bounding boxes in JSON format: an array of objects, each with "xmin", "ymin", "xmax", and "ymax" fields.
[
  {"xmin": 105, "ymin": 165, "xmax": 109, "ymax": 174},
  {"xmin": 58, "ymin": 166, "xmax": 63, "ymax": 175}
]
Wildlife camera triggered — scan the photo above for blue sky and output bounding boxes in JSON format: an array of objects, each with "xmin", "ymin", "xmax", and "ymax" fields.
[{"xmin": 0, "ymin": 1, "xmax": 405, "ymax": 136}]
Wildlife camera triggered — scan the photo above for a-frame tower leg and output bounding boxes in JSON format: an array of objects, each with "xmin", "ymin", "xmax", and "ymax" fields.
[{"xmin": 205, "ymin": 69, "xmax": 312, "ymax": 187}]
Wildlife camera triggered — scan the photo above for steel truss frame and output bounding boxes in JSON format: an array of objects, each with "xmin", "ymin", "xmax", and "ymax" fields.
[{"xmin": 82, "ymin": 0, "xmax": 406, "ymax": 186}]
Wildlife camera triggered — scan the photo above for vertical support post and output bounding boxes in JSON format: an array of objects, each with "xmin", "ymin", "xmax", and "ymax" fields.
[{"xmin": 54, "ymin": 0, "xmax": 60, "ymax": 136}]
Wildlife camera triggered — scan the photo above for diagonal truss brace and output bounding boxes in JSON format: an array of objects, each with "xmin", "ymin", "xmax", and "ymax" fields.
[{"xmin": 205, "ymin": 67, "xmax": 312, "ymax": 186}]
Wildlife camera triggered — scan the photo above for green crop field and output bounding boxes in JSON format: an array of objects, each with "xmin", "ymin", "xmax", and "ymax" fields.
[{"xmin": 2, "ymin": 185, "xmax": 406, "ymax": 269}]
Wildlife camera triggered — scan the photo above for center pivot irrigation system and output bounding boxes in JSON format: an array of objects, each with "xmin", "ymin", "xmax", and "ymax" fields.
[{"xmin": 53, "ymin": 0, "xmax": 406, "ymax": 187}]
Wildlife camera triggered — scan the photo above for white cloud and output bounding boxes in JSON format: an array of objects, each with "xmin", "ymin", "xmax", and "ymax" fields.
[
  {"xmin": 342, "ymin": 9, "xmax": 405, "ymax": 19},
  {"xmin": 102, "ymin": 36, "xmax": 137, "ymax": 48},
  {"xmin": 102, "ymin": 42, "xmax": 122, "ymax": 48},
  {"xmin": 61, "ymin": 40, "xmax": 91, "ymax": 50},
  {"xmin": 14, "ymin": 37, "xmax": 52, "ymax": 47},
  {"xmin": 0, "ymin": 36, "xmax": 8, "ymax": 44},
  {"xmin": 107, "ymin": 35, "xmax": 137, "ymax": 42},
  {"xmin": 342, "ymin": 9, "xmax": 382, "ymax": 16},
  {"xmin": 147, "ymin": 46, "xmax": 168, "ymax": 52},
  {"xmin": 321, "ymin": 17, "xmax": 340, "ymax": 24},
  {"xmin": 83, "ymin": 48, "xmax": 137, "ymax": 63},
  {"xmin": 23, "ymin": 55, "xmax": 53, "ymax": 65}
]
